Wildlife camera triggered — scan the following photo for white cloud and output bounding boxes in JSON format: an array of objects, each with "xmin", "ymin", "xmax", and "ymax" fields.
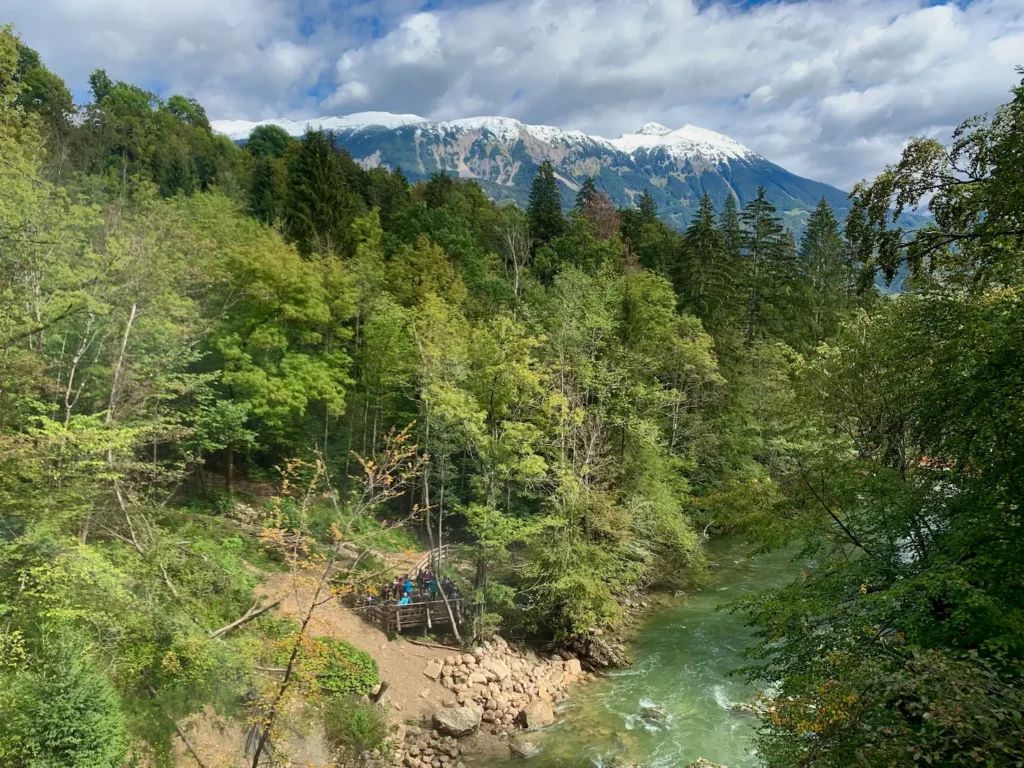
[
  {"xmin": 6, "ymin": 0, "xmax": 1024, "ymax": 188},
  {"xmin": 6, "ymin": 0, "xmax": 330, "ymax": 118},
  {"xmin": 308, "ymin": 0, "xmax": 1024, "ymax": 188}
]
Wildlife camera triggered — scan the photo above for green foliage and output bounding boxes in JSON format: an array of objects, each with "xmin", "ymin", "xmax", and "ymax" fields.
[
  {"xmin": 797, "ymin": 198, "xmax": 858, "ymax": 348},
  {"xmin": 8, "ymin": 29, "xmax": 975, "ymax": 768},
  {"xmin": 299, "ymin": 638, "xmax": 380, "ymax": 697},
  {"xmin": 0, "ymin": 637, "xmax": 127, "ymax": 768},
  {"xmin": 679, "ymin": 192, "xmax": 739, "ymax": 332},
  {"xmin": 528, "ymin": 160, "xmax": 565, "ymax": 243},
  {"xmin": 246, "ymin": 123, "xmax": 293, "ymax": 158},
  {"xmin": 574, "ymin": 176, "xmax": 598, "ymax": 210},
  {"xmin": 286, "ymin": 129, "xmax": 367, "ymax": 256},
  {"xmin": 322, "ymin": 695, "xmax": 391, "ymax": 758},
  {"xmin": 734, "ymin": 75, "xmax": 1024, "ymax": 768}
]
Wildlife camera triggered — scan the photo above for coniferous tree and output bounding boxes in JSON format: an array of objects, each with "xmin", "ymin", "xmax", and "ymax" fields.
[
  {"xmin": 286, "ymin": 128, "xmax": 367, "ymax": 256},
  {"xmin": 719, "ymin": 193, "xmax": 743, "ymax": 262},
  {"xmin": 680, "ymin": 192, "xmax": 734, "ymax": 331},
  {"xmin": 621, "ymin": 189, "xmax": 661, "ymax": 259},
  {"xmin": 424, "ymin": 171, "xmax": 456, "ymax": 209},
  {"xmin": 574, "ymin": 176, "xmax": 598, "ymax": 210},
  {"xmin": 249, "ymin": 155, "xmax": 288, "ymax": 225},
  {"xmin": 528, "ymin": 160, "xmax": 564, "ymax": 243},
  {"xmin": 582, "ymin": 191, "xmax": 621, "ymax": 240},
  {"xmin": 800, "ymin": 198, "xmax": 854, "ymax": 346},
  {"xmin": 637, "ymin": 189, "xmax": 658, "ymax": 225},
  {"xmin": 739, "ymin": 187, "xmax": 792, "ymax": 344}
]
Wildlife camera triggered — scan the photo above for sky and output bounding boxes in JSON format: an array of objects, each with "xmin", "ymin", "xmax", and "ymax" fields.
[{"xmin": 6, "ymin": 0, "xmax": 1023, "ymax": 190}]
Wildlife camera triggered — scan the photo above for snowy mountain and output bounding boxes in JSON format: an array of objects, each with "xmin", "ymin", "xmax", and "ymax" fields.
[{"xmin": 213, "ymin": 112, "xmax": 851, "ymax": 231}]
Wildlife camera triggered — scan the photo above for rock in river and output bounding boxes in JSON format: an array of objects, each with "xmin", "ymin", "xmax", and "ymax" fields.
[
  {"xmin": 508, "ymin": 736, "xmax": 539, "ymax": 758},
  {"xmin": 517, "ymin": 700, "xmax": 555, "ymax": 730}
]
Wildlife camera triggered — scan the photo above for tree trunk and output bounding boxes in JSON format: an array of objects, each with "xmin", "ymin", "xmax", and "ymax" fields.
[{"xmin": 226, "ymin": 444, "xmax": 234, "ymax": 495}]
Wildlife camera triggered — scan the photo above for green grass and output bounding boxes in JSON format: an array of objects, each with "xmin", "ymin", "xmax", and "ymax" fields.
[{"xmin": 322, "ymin": 695, "xmax": 391, "ymax": 759}]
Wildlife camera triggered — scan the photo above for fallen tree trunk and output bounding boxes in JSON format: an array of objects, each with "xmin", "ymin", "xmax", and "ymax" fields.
[{"xmin": 209, "ymin": 600, "xmax": 280, "ymax": 640}]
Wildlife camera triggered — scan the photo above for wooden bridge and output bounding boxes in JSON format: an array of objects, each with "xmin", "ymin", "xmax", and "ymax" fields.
[
  {"xmin": 366, "ymin": 597, "xmax": 464, "ymax": 634},
  {"xmin": 413, "ymin": 543, "xmax": 452, "ymax": 572}
]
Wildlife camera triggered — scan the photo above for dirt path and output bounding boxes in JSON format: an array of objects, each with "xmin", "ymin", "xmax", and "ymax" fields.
[{"xmin": 256, "ymin": 570, "xmax": 458, "ymax": 722}]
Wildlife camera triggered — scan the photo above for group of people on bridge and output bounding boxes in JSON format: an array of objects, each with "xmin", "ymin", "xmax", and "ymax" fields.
[{"xmin": 364, "ymin": 568, "xmax": 462, "ymax": 608}]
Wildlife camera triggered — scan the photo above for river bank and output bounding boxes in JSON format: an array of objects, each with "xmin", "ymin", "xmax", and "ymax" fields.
[
  {"xmin": 172, "ymin": 539, "xmax": 801, "ymax": 767},
  {"xmin": 485, "ymin": 538, "xmax": 809, "ymax": 768}
]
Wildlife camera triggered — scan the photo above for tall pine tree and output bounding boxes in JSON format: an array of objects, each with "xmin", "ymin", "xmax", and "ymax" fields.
[
  {"xmin": 739, "ymin": 187, "xmax": 795, "ymax": 344},
  {"xmin": 637, "ymin": 189, "xmax": 658, "ymax": 225},
  {"xmin": 800, "ymin": 198, "xmax": 855, "ymax": 346},
  {"xmin": 528, "ymin": 161, "xmax": 565, "ymax": 244},
  {"xmin": 286, "ymin": 129, "xmax": 367, "ymax": 256},
  {"xmin": 680, "ymin": 192, "xmax": 734, "ymax": 332},
  {"xmin": 719, "ymin": 194, "xmax": 743, "ymax": 262},
  {"xmin": 574, "ymin": 176, "xmax": 598, "ymax": 210}
]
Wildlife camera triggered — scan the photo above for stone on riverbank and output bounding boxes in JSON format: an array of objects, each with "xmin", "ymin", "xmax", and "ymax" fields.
[
  {"xmin": 517, "ymin": 700, "xmax": 555, "ymax": 730},
  {"xmin": 433, "ymin": 706, "xmax": 482, "ymax": 737}
]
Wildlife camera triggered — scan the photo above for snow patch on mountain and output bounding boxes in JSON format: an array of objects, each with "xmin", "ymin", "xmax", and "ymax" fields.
[
  {"xmin": 211, "ymin": 112, "xmax": 757, "ymax": 163},
  {"xmin": 608, "ymin": 123, "xmax": 754, "ymax": 162}
]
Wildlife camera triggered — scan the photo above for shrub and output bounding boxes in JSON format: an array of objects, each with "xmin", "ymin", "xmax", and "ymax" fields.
[
  {"xmin": 0, "ymin": 639, "xmax": 127, "ymax": 768},
  {"xmin": 322, "ymin": 695, "xmax": 391, "ymax": 758},
  {"xmin": 299, "ymin": 637, "xmax": 380, "ymax": 697}
]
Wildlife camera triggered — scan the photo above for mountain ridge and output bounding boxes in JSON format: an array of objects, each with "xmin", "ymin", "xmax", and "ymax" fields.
[{"xmin": 212, "ymin": 112, "xmax": 850, "ymax": 231}]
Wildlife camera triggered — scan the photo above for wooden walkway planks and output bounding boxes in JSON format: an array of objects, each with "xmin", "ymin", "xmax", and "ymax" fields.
[{"xmin": 366, "ymin": 598, "xmax": 464, "ymax": 634}]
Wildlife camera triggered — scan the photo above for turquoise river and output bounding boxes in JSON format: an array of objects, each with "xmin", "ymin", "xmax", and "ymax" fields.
[{"xmin": 500, "ymin": 538, "xmax": 809, "ymax": 768}]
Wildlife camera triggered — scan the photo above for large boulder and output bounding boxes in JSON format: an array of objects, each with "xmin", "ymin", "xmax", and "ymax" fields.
[
  {"xmin": 564, "ymin": 658, "xmax": 582, "ymax": 676},
  {"xmin": 517, "ymin": 700, "xmax": 555, "ymax": 730},
  {"xmin": 487, "ymin": 659, "xmax": 511, "ymax": 681},
  {"xmin": 567, "ymin": 634, "xmax": 631, "ymax": 669},
  {"xmin": 509, "ymin": 736, "xmax": 539, "ymax": 758},
  {"xmin": 423, "ymin": 660, "xmax": 443, "ymax": 680},
  {"xmin": 433, "ymin": 706, "xmax": 483, "ymax": 737}
]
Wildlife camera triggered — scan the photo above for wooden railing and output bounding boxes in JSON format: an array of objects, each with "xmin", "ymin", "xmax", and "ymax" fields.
[
  {"xmin": 366, "ymin": 598, "xmax": 464, "ymax": 633},
  {"xmin": 414, "ymin": 543, "xmax": 452, "ymax": 572}
]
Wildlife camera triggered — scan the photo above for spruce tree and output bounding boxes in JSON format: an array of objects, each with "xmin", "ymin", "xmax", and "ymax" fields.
[
  {"xmin": 719, "ymin": 194, "xmax": 743, "ymax": 262},
  {"xmin": 739, "ymin": 187, "xmax": 792, "ymax": 344},
  {"xmin": 800, "ymin": 198, "xmax": 854, "ymax": 346},
  {"xmin": 528, "ymin": 160, "xmax": 565, "ymax": 243},
  {"xmin": 637, "ymin": 189, "xmax": 658, "ymax": 225},
  {"xmin": 575, "ymin": 176, "xmax": 598, "ymax": 210},
  {"xmin": 286, "ymin": 129, "xmax": 367, "ymax": 256},
  {"xmin": 249, "ymin": 155, "xmax": 287, "ymax": 225},
  {"xmin": 680, "ymin": 192, "xmax": 733, "ymax": 331},
  {"xmin": 424, "ymin": 171, "xmax": 456, "ymax": 209}
]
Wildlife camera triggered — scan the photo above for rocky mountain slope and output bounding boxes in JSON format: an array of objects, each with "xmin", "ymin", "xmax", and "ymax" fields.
[{"xmin": 214, "ymin": 113, "xmax": 852, "ymax": 231}]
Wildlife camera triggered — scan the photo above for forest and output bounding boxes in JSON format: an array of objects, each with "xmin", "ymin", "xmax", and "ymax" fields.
[{"xmin": 1, "ymin": 24, "xmax": 1023, "ymax": 768}]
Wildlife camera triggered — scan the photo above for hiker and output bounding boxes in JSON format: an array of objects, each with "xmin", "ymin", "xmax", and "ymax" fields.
[
  {"xmin": 429, "ymin": 575, "xmax": 439, "ymax": 600},
  {"xmin": 403, "ymin": 574, "xmax": 413, "ymax": 597},
  {"xmin": 398, "ymin": 594, "xmax": 411, "ymax": 606}
]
